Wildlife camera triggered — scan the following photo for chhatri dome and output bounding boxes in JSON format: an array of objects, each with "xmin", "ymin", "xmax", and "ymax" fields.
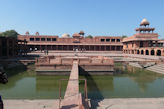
[
  {"xmin": 79, "ymin": 30, "xmax": 85, "ymax": 35},
  {"xmin": 61, "ymin": 33, "xmax": 70, "ymax": 38},
  {"xmin": 140, "ymin": 18, "xmax": 150, "ymax": 26},
  {"xmin": 72, "ymin": 33, "xmax": 81, "ymax": 37},
  {"xmin": 136, "ymin": 18, "xmax": 155, "ymax": 33}
]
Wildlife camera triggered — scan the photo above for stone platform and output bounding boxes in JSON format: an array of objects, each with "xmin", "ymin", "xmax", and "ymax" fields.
[{"xmin": 35, "ymin": 55, "xmax": 114, "ymax": 75}]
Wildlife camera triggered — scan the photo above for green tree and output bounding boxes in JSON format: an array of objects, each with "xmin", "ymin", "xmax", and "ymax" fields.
[
  {"xmin": 86, "ymin": 35, "xmax": 93, "ymax": 38},
  {"xmin": 122, "ymin": 35, "xmax": 127, "ymax": 38},
  {"xmin": 0, "ymin": 30, "xmax": 19, "ymax": 38}
]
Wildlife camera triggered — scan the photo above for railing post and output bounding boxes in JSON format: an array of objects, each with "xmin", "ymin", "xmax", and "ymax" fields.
[
  {"xmin": 59, "ymin": 80, "xmax": 61, "ymax": 109},
  {"xmin": 85, "ymin": 79, "xmax": 88, "ymax": 101},
  {"xmin": 35, "ymin": 58, "xmax": 38, "ymax": 63},
  {"xmin": 84, "ymin": 80, "xmax": 86, "ymax": 100}
]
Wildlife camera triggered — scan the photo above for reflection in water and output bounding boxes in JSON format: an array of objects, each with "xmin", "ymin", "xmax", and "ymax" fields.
[
  {"xmin": 79, "ymin": 66, "xmax": 107, "ymax": 108},
  {"xmin": 79, "ymin": 66, "xmax": 104, "ymax": 100},
  {"xmin": 118, "ymin": 64, "xmax": 161, "ymax": 91},
  {"xmin": 115, "ymin": 63, "xmax": 164, "ymax": 94},
  {"xmin": 0, "ymin": 63, "xmax": 164, "ymax": 99},
  {"xmin": 83, "ymin": 75, "xmax": 114, "ymax": 109},
  {"xmin": 86, "ymin": 76, "xmax": 113, "ymax": 97},
  {"xmin": 0, "ymin": 74, "xmax": 23, "ymax": 90},
  {"xmin": 36, "ymin": 75, "xmax": 68, "ymax": 99}
]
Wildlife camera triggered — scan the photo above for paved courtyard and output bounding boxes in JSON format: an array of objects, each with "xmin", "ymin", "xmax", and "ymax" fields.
[
  {"xmin": 96, "ymin": 98, "xmax": 164, "ymax": 109},
  {"xmin": 3, "ymin": 98, "xmax": 164, "ymax": 109}
]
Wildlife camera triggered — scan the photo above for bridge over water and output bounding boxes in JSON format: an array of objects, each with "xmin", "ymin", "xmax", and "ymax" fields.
[
  {"xmin": 34, "ymin": 54, "xmax": 164, "ymax": 109},
  {"xmin": 60, "ymin": 60, "xmax": 89, "ymax": 109}
]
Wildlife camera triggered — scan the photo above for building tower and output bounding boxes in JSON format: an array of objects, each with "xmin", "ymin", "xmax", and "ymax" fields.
[
  {"xmin": 122, "ymin": 18, "xmax": 162, "ymax": 56},
  {"xmin": 35, "ymin": 32, "xmax": 39, "ymax": 35},
  {"xmin": 25, "ymin": 31, "xmax": 29, "ymax": 35},
  {"xmin": 136, "ymin": 18, "xmax": 155, "ymax": 33},
  {"xmin": 79, "ymin": 30, "xmax": 85, "ymax": 37}
]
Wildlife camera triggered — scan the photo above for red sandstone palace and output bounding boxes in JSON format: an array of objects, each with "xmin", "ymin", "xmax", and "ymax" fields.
[
  {"xmin": 123, "ymin": 19, "xmax": 164, "ymax": 56},
  {"xmin": 14, "ymin": 19, "xmax": 164, "ymax": 57},
  {"xmin": 18, "ymin": 31, "xmax": 123, "ymax": 52}
]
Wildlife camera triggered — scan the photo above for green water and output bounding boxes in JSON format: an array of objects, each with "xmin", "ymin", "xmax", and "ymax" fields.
[{"xmin": 1, "ymin": 63, "xmax": 164, "ymax": 99}]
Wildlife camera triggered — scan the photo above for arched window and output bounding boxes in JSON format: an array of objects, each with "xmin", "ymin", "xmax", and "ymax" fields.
[
  {"xmin": 132, "ymin": 50, "xmax": 134, "ymax": 54},
  {"xmin": 146, "ymin": 50, "xmax": 149, "ymax": 55},
  {"xmin": 151, "ymin": 50, "xmax": 155, "ymax": 55},
  {"xmin": 141, "ymin": 50, "xmax": 144, "ymax": 55},
  {"xmin": 157, "ymin": 50, "xmax": 161, "ymax": 56},
  {"xmin": 137, "ymin": 50, "xmax": 140, "ymax": 54}
]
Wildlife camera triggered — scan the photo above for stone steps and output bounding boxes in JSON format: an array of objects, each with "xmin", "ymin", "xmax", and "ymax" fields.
[
  {"xmin": 129, "ymin": 62, "xmax": 142, "ymax": 68},
  {"xmin": 142, "ymin": 62, "xmax": 156, "ymax": 68},
  {"xmin": 146, "ymin": 64, "xmax": 164, "ymax": 74},
  {"xmin": 129, "ymin": 62, "xmax": 164, "ymax": 74},
  {"xmin": 147, "ymin": 68, "xmax": 164, "ymax": 74},
  {"xmin": 146, "ymin": 64, "xmax": 164, "ymax": 69},
  {"xmin": 147, "ymin": 65, "xmax": 164, "ymax": 70}
]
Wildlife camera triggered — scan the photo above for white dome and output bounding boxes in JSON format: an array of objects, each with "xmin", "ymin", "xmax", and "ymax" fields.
[
  {"xmin": 61, "ymin": 33, "xmax": 70, "ymax": 38},
  {"xmin": 140, "ymin": 18, "xmax": 149, "ymax": 26}
]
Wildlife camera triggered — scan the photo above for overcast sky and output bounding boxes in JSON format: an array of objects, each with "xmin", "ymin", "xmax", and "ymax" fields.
[{"xmin": 0, "ymin": 0, "xmax": 164, "ymax": 38}]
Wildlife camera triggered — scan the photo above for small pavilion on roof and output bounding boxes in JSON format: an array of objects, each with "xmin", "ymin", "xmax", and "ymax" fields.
[{"xmin": 123, "ymin": 18, "xmax": 164, "ymax": 56}]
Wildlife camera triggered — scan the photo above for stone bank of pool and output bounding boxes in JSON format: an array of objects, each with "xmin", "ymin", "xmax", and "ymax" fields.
[{"xmin": 0, "ymin": 63, "xmax": 164, "ymax": 99}]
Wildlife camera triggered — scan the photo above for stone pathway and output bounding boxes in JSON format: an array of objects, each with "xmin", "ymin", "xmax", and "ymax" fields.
[
  {"xmin": 3, "ymin": 98, "xmax": 164, "ymax": 109},
  {"xmin": 3, "ymin": 100, "xmax": 59, "ymax": 109},
  {"xmin": 60, "ymin": 60, "xmax": 83, "ymax": 109},
  {"xmin": 96, "ymin": 98, "xmax": 164, "ymax": 109}
]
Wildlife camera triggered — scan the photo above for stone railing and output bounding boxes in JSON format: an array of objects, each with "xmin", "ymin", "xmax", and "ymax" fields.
[
  {"xmin": 36, "ymin": 56, "xmax": 114, "ymax": 66},
  {"xmin": 36, "ymin": 56, "xmax": 55, "ymax": 64}
]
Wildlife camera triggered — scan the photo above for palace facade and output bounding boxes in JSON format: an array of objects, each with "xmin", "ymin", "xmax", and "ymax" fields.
[
  {"xmin": 18, "ymin": 31, "xmax": 123, "ymax": 52},
  {"xmin": 0, "ymin": 37, "xmax": 27, "ymax": 57},
  {"xmin": 17, "ymin": 19, "xmax": 164, "ymax": 56},
  {"xmin": 0, "ymin": 37, "xmax": 17, "ymax": 57},
  {"xmin": 123, "ymin": 19, "xmax": 164, "ymax": 56}
]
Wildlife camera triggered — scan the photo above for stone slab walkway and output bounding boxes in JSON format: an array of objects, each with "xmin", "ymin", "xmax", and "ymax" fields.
[
  {"xmin": 61, "ymin": 60, "xmax": 81, "ymax": 109},
  {"xmin": 3, "ymin": 100, "xmax": 59, "ymax": 109},
  {"xmin": 95, "ymin": 98, "xmax": 164, "ymax": 109},
  {"xmin": 3, "ymin": 98, "xmax": 164, "ymax": 109}
]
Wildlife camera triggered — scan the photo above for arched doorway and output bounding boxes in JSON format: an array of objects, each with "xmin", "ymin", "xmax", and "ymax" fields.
[
  {"xmin": 157, "ymin": 50, "xmax": 161, "ymax": 56},
  {"xmin": 151, "ymin": 50, "xmax": 155, "ymax": 55},
  {"xmin": 132, "ymin": 50, "xmax": 134, "ymax": 54},
  {"xmin": 146, "ymin": 50, "xmax": 149, "ymax": 55},
  {"xmin": 137, "ymin": 50, "xmax": 140, "ymax": 54},
  {"xmin": 140, "ymin": 41, "xmax": 143, "ymax": 47},
  {"xmin": 141, "ymin": 50, "xmax": 144, "ymax": 55}
]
